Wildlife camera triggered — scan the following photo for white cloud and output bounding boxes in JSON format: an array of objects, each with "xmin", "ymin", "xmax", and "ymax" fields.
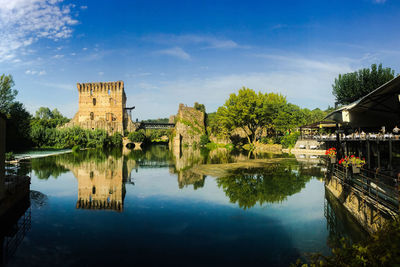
[
  {"xmin": 98, "ymin": 71, "xmax": 104, "ymax": 76},
  {"xmin": 52, "ymin": 54, "xmax": 64, "ymax": 59},
  {"xmin": 0, "ymin": 0, "xmax": 79, "ymax": 62},
  {"xmin": 373, "ymin": 0, "xmax": 386, "ymax": 3},
  {"xmin": 25, "ymin": 69, "xmax": 46, "ymax": 75},
  {"xmin": 80, "ymin": 5, "xmax": 88, "ymax": 10},
  {"xmin": 156, "ymin": 47, "xmax": 191, "ymax": 60},
  {"xmin": 143, "ymin": 34, "xmax": 243, "ymax": 49}
]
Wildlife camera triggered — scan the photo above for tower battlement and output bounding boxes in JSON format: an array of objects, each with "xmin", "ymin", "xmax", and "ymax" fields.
[
  {"xmin": 77, "ymin": 81, "xmax": 124, "ymax": 93},
  {"xmin": 63, "ymin": 80, "xmax": 136, "ymax": 134}
]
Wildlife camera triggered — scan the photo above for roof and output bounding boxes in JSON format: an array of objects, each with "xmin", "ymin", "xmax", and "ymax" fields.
[{"xmin": 325, "ymin": 75, "xmax": 400, "ymax": 128}]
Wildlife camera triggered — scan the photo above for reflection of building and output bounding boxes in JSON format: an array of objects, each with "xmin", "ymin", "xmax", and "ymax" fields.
[
  {"xmin": 76, "ymin": 157, "xmax": 126, "ymax": 212},
  {"xmin": 61, "ymin": 156, "xmax": 131, "ymax": 212},
  {"xmin": 63, "ymin": 81, "xmax": 136, "ymax": 134},
  {"xmin": 170, "ymin": 146, "xmax": 205, "ymax": 189}
]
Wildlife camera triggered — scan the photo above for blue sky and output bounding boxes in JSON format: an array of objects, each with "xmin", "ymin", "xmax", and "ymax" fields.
[{"xmin": 1, "ymin": 0, "xmax": 400, "ymax": 120}]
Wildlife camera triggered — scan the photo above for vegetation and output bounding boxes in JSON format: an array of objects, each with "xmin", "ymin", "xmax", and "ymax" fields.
[
  {"xmin": 128, "ymin": 130, "xmax": 146, "ymax": 142},
  {"xmin": 0, "ymin": 74, "xmax": 31, "ymax": 151},
  {"xmin": 217, "ymin": 163, "xmax": 312, "ymax": 209},
  {"xmin": 142, "ymin": 118, "xmax": 169, "ymax": 123},
  {"xmin": 208, "ymin": 87, "xmax": 327, "ymax": 146},
  {"xmin": 295, "ymin": 217, "xmax": 400, "ymax": 266},
  {"xmin": 332, "ymin": 63, "xmax": 395, "ymax": 105}
]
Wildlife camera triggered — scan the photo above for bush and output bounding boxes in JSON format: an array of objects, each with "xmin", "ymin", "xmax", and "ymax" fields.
[
  {"xmin": 128, "ymin": 131, "xmax": 146, "ymax": 142},
  {"xmin": 5, "ymin": 152, "xmax": 15, "ymax": 161},
  {"xmin": 72, "ymin": 145, "xmax": 81, "ymax": 153},
  {"xmin": 199, "ymin": 135, "xmax": 210, "ymax": 146},
  {"xmin": 110, "ymin": 132, "xmax": 123, "ymax": 147},
  {"xmin": 280, "ymin": 132, "xmax": 300, "ymax": 148}
]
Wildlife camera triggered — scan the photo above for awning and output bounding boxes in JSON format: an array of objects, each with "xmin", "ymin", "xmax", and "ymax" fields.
[{"xmin": 325, "ymin": 75, "xmax": 400, "ymax": 128}]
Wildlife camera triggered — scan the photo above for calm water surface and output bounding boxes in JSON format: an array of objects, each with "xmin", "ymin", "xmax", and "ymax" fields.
[{"xmin": 3, "ymin": 145, "xmax": 367, "ymax": 267}]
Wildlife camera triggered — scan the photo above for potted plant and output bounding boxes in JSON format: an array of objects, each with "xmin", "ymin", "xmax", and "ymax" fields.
[
  {"xmin": 325, "ymin": 147, "xmax": 337, "ymax": 163},
  {"xmin": 349, "ymin": 155, "xmax": 366, "ymax": 174}
]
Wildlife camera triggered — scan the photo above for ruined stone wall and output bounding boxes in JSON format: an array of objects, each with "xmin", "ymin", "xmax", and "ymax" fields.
[
  {"xmin": 170, "ymin": 103, "xmax": 206, "ymax": 150},
  {"xmin": 63, "ymin": 81, "xmax": 134, "ymax": 134}
]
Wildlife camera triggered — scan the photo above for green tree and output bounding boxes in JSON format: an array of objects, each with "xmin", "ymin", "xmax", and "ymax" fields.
[
  {"xmin": 332, "ymin": 63, "xmax": 395, "ymax": 105},
  {"xmin": 216, "ymin": 87, "xmax": 266, "ymax": 144},
  {"xmin": 35, "ymin": 107, "xmax": 53, "ymax": 120},
  {"xmin": 0, "ymin": 74, "xmax": 18, "ymax": 114},
  {"xmin": 194, "ymin": 102, "xmax": 206, "ymax": 113}
]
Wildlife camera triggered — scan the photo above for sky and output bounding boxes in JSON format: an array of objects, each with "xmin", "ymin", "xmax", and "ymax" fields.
[{"xmin": 1, "ymin": 0, "xmax": 400, "ymax": 120}]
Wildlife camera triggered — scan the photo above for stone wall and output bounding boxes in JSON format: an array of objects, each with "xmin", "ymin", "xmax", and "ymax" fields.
[
  {"xmin": 63, "ymin": 81, "xmax": 135, "ymax": 134},
  {"xmin": 325, "ymin": 172, "xmax": 396, "ymax": 234},
  {"xmin": 170, "ymin": 103, "xmax": 206, "ymax": 150}
]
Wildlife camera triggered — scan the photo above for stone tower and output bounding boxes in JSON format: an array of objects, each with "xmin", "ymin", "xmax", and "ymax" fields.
[{"xmin": 64, "ymin": 81, "xmax": 136, "ymax": 134}]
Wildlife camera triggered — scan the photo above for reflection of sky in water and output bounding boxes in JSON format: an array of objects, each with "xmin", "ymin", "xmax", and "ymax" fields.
[{"xmin": 6, "ymin": 150, "xmax": 364, "ymax": 267}]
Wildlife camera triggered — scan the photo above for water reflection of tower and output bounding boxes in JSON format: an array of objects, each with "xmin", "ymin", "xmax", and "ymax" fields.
[{"xmin": 73, "ymin": 156, "xmax": 128, "ymax": 212}]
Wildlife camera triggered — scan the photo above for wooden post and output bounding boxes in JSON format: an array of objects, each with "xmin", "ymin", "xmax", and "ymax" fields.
[{"xmin": 377, "ymin": 140, "xmax": 381, "ymax": 169}]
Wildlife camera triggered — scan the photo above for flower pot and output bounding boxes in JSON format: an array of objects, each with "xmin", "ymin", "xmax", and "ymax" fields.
[
  {"xmin": 352, "ymin": 165, "xmax": 360, "ymax": 174},
  {"xmin": 330, "ymin": 157, "xmax": 336, "ymax": 164}
]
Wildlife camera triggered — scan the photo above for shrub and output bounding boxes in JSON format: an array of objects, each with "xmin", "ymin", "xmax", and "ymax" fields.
[
  {"xmin": 280, "ymin": 132, "xmax": 300, "ymax": 148},
  {"xmin": 110, "ymin": 132, "xmax": 123, "ymax": 147},
  {"xmin": 128, "ymin": 131, "xmax": 146, "ymax": 142},
  {"xmin": 5, "ymin": 152, "xmax": 15, "ymax": 161},
  {"xmin": 199, "ymin": 135, "xmax": 210, "ymax": 146},
  {"xmin": 72, "ymin": 145, "xmax": 81, "ymax": 153}
]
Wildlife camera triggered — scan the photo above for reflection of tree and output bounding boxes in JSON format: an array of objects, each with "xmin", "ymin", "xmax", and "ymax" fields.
[{"xmin": 217, "ymin": 163, "xmax": 312, "ymax": 209}]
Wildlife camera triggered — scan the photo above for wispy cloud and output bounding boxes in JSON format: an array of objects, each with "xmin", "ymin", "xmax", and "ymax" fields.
[
  {"xmin": 373, "ymin": 0, "xmax": 386, "ymax": 3},
  {"xmin": 155, "ymin": 47, "xmax": 191, "ymax": 60},
  {"xmin": 25, "ymin": 69, "xmax": 46, "ymax": 75},
  {"xmin": 0, "ymin": 0, "xmax": 79, "ymax": 62},
  {"xmin": 143, "ymin": 34, "xmax": 244, "ymax": 49}
]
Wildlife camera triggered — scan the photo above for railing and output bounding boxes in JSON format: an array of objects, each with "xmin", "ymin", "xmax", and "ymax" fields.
[
  {"xmin": 330, "ymin": 163, "xmax": 399, "ymax": 212},
  {"xmin": 314, "ymin": 133, "xmax": 400, "ymax": 142}
]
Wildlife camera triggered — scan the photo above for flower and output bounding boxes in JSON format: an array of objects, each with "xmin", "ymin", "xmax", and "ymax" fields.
[{"xmin": 325, "ymin": 147, "xmax": 337, "ymax": 158}]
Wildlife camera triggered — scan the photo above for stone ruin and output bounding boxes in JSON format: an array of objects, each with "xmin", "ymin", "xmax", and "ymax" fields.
[
  {"xmin": 170, "ymin": 103, "xmax": 206, "ymax": 152},
  {"xmin": 63, "ymin": 81, "xmax": 137, "ymax": 134}
]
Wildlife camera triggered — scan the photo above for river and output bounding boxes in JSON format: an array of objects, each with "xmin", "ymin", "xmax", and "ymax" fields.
[{"xmin": 3, "ymin": 145, "xmax": 367, "ymax": 266}]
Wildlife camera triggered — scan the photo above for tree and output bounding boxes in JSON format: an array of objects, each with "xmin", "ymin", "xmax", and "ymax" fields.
[
  {"xmin": 35, "ymin": 107, "xmax": 53, "ymax": 120},
  {"xmin": 332, "ymin": 63, "xmax": 395, "ymax": 105},
  {"xmin": 0, "ymin": 74, "xmax": 18, "ymax": 114},
  {"xmin": 216, "ymin": 87, "xmax": 266, "ymax": 144},
  {"xmin": 194, "ymin": 102, "xmax": 206, "ymax": 113}
]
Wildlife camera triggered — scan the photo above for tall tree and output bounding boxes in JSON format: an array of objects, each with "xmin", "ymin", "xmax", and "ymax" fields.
[
  {"xmin": 0, "ymin": 74, "xmax": 18, "ymax": 114},
  {"xmin": 216, "ymin": 87, "xmax": 266, "ymax": 144},
  {"xmin": 332, "ymin": 63, "xmax": 395, "ymax": 105}
]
